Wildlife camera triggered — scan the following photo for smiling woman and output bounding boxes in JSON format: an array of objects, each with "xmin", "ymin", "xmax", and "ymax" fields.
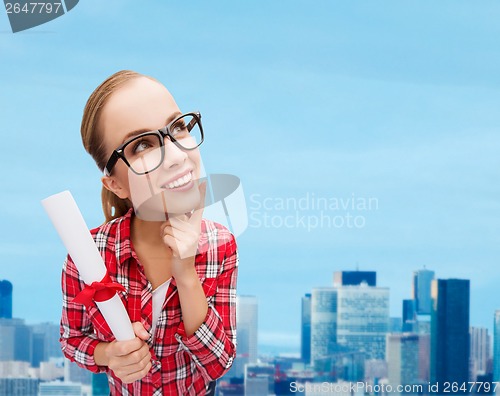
[{"xmin": 59, "ymin": 70, "xmax": 238, "ymax": 396}]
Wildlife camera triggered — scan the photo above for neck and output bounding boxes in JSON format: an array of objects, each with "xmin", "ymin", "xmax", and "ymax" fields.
[{"xmin": 131, "ymin": 214, "xmax": 165, "ymax": 247}]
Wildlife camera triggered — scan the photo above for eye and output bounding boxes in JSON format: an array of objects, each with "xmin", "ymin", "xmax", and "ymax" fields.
[
  {"xmin": 126, "ymin": 135, "xmax": 160, "ymax": 158},
  {"xmin": 132, "ymin": 139, "xmax": 153, "ymax": 154},
  {"xmin": 171, "ymin": 121, "xmax": 189, "ymax": 138}
]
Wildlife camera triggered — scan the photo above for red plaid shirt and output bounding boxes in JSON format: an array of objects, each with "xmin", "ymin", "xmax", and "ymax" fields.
[{"xmin": 60, "ymin": 209, "xmax": 238, "ymax": 395}]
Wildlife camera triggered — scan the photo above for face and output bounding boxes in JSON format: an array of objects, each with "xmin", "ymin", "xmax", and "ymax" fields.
[{"xmin": 100, "ymin": 77, "xmax": 202, "ymax": 219}]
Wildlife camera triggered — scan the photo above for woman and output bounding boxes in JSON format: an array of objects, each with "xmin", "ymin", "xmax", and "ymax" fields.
[{"xmin": 60, "ymin": 70, "xmax": 238, "ymax": 395}]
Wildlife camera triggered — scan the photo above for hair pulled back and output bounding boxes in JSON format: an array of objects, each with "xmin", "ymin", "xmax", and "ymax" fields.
[{"xmin": 81, "ymin": 70, "xmax": 144, "ymax": 222}]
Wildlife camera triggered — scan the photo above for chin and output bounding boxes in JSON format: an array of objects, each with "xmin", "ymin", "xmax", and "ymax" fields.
[{"xmin": 133, "ymin": 188, "xmax": 201, "ymax": 221}]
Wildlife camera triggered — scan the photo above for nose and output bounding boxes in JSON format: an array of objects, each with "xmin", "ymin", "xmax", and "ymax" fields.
[{"xmin": 161, "ymin": 138, "xmax": 188, "ymax": 169}]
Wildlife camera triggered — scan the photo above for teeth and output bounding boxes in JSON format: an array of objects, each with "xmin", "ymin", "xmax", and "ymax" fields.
[{"xmin": 167, "ymin": 172, "xmax": 192, "ymax": 189}]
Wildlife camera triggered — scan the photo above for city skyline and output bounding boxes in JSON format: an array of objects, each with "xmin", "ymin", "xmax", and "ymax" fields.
[
  {"xmin": 1, "ymin": 267, "xmax": 499, "ymax": 395},
  {"xmin": 2, "ymin": 0, "xmax": 500, "ymax": 356},
  {"xmin": 3, "ymin": 261, "xmax": 500, "ymax": 354}
]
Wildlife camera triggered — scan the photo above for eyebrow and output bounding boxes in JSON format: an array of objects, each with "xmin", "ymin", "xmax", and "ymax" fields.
[{"xmin": 120, "ymin": 111, "xmax": 183, "ymax": 144}]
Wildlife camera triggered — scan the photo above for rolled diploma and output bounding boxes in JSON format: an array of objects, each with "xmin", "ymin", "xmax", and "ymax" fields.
[{"xmin": 42, "ymin": 190, "xmax": 134, "ymax": 341}]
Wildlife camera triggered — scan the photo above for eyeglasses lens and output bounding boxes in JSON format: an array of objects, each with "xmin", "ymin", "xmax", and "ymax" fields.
[{"xmin": 125, "ymin": 114, "xmax": 202, "ymax": 175}]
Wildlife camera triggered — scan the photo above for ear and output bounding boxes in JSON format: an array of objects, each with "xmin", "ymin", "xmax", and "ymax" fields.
[{"xmin": 101, "ymin": 175, "xmax": 129, "ymax": 200}]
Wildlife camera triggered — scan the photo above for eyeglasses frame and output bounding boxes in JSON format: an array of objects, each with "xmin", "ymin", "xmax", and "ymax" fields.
[{"xmin": 103, "ymin": 111, "xmax": 203, "ymax": 176}]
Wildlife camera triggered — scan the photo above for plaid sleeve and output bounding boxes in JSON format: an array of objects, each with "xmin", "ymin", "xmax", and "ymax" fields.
[
  {"xmin": 59, "ymin": 256, "xmax": 108, "ymax": 374},
  {"xmin": 175, "ymin": 233, "xmax": 238, "ymax": 381}
]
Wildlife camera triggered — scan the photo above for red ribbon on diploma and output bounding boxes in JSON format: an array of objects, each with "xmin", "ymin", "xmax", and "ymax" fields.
[{"xmin": 72, "ymin": 273, "xmax": 126, "ymax": 308}]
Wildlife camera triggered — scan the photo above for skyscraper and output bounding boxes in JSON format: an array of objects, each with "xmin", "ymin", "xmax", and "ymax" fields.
[
  {"xmin": 0, "ymin": 280, "xmax": 13, "ymax": 319},
  {"xmin": 336, "ymin": 284, "xmax": 390, "ymax": 360},
  {"xmin": 227, "ymin": 295, "xmax": 258, "ymax": 379},
  {"xmin": 493, "ymin": 310, "xmax": 500, "ymax": 382},
  {"xmin": 402, "ymin": 299, "xmax": 417, "ymax": 332},
  {"xmin": 430, "ymin": 279, "xmax": 470, "ymax": 391},
  {"xmin": 244, "ymin": 363, "xmax": 274, "ymax": 396},
  {"xmin": 0, "ymin": 318, "xmax": 32, "ymax": 362},
  {"xmin": 333, "ymin": 271, "xmax": 376, "ymax": 287},
  {"xmin": 412, "ymin": 269, "xmax": 435, "ymax": 315},
  {"xmin": 31, "ymin": 322, "xmax": 63, "ymax": 361},
  {"xmin": 386, "ymin": 333, "xmax": 420, "ymax": 388},
  {"xmin": 301, "ymin": 293, "xmax": 311, "ymax": 364},
  {"xmin": 417, "ymin": 333, "xmax": 431, "ymax": 382},
  {"xmin": 470, "ymin": 327, "xmax": 491, "ymax": 380},
  {"xmin": 310, "ymin": 288, "xmax": 337, "ymax": 364}
]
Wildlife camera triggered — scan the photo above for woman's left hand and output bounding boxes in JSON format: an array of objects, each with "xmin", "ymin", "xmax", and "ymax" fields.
[{"xmin": 160, "ymin": 182, "xmax": 206, "ymax": 276}]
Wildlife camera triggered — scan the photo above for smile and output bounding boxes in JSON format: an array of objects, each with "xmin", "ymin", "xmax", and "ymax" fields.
[{"xmin": 165, "ymin": 172, "xmax": 193, "ymax": 190}]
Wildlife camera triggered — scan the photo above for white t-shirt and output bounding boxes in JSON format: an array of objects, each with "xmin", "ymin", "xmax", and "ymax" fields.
[{"xmin": 151, "ymin": 278, "xmax": 171, "ymax": 336}]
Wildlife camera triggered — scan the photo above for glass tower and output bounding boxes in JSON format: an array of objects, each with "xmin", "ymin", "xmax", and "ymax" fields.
[
  {"xmin": 493, "ymin": 310, "xmax": 500, "ymax": 382},
  {"xmin": 226, "ymin": 295, "xmax": 258, "ymax": 379},
  {"xmin": 412, "ymin": 269, "xmax": 435, "ymax": 315},
  {"xmin": 430, "ymin": 279, "xmax": 470, "ymax": 391},
  {"xmin": 301, "ymin": 293, "xmax": 311, "ymax": 364},
  {"xmin": 310, "ymin": 288, "xmax": 337, "ymax": 364},
  {"xmin": 0, "ymin": 280, "xmax": 13, "ymax": 319}
]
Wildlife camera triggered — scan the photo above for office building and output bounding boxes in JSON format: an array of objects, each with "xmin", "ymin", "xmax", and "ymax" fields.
[
  {"xmin": 310, "ymin": 288, "xmax": 337, "ymax": 364},
  {"xmin": 227, "ymin": 295, "xmax": 258, "ymax": 379},
  {"xmin": 417, "ymin": 333, "xmax": 430, "ymax": 382},
  {"xmin": 0, "ymin": 378, "xmax": 39, "ymax": 396},
  {"xmin": 0, "ymin": 318, "xmax": 31, "ymax": 362},
  {"xmin": 244, "ymin": 363, "xmax": 274, "ymax": 396},
  {"xmin": 386, "ymin": 333, "xmax": 419, "ymax": 388},
  {"xmin": 402, "ymin": 299, "xmax": 416, "ymax": 332},
  {"xmin": 0, "ymin": 361, "xmax": 30, "ymax": 377},
  {"xmin": 470, "ymin": 327, "xmax": 491, "ymax": 380},
  {"xmin": 493, "ymin": 310, "xmax": 500, "ymax": 382},
  {"xmin": 301, "ymin": 294, "xmax": 311, "ymax": 364},
  {"xmin": 65, "ymin": 358, "xmax": 91, "ymax": 385},
  {"xmin": 314, "ymin": 350, "xmax": 365, "ymax": 382},
  {"xmin": 430, "ymin": 279, "xmax": 470, "ymax": 390},
  {"xmin": 336, "ymin": 285, "xmax": 389, "ymax": 360},
  {"xmin": 0, "ymin": 280, "xmax": 12, "ymax": 319},
  {"xmin": 39, "ymin": 359, "xmax": 65, "ymax": 381},
  {"xmin": 412, "ymin": 269, "xmax": 435, "ymax": 315},
  {"xmin": 333, "ymin": 271, "xmax": 376, "ymax": 287},
  {"xmin": 38, "ymin": 381, "xmax": 83, "ymax": 395},
  {"xmin": 32, "ymin": 322, "xmax": 63, "ymax": 361}
]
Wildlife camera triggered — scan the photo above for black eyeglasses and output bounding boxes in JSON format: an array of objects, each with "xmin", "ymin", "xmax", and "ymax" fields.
[{"xmin": 104, "ymin": 112, "xmax": 204, "ymax": 176}]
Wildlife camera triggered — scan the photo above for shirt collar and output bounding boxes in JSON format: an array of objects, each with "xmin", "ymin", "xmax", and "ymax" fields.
[
  {"xmin": 113, "ymin": 208, "xmax": 211, "ymax": 266},
  {"xmin": 115, "ymin": 208, "xmax": 134, "ymax": 266}
]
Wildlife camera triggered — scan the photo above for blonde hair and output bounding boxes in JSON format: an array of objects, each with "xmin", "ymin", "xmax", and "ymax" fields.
[{"xmin": 81, "ymin": 70, "xmax": 152, "ymax": 222}]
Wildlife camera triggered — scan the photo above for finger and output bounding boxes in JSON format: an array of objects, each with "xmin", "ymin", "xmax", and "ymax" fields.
[
  {"xmin": 132, "ymin": 321, "xmax": 150, "ymax": 341},
  {"xmin": 161, "ymin": 221, "xmax": 190, "ymax": 245},
  {"xmin": 120, "ymin": 359, "xmax": 152, "ymax": 384},
  {"xmin": 113, "ymin": 344, "xmax": 150, "ymax": 368},
  {"xmin": 162, "ymin": 234, "xmax": 180, "ymax": 257},
  {"xmin": 112, "ymin": 338, "xmax": 145, "ymax": 357},
  {"xmin": 161, "ymin": 223, "xmax": 188, "ymax": 240}
]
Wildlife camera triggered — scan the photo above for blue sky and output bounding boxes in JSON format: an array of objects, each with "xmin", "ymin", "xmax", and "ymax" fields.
[{"xmin": 1, "ymin": 1, "xmax": 500, "ymax": 354}]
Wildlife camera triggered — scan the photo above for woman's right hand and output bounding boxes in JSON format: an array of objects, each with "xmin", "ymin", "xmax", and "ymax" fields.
[{"xmin": 101, "ymin": 322, "xmax": 152, "ymax": 384}]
